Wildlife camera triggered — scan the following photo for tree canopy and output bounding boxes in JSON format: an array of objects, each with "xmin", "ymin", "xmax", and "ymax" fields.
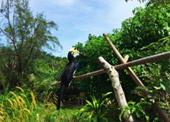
[
  {"xmin": 0, "ymin": 0, "xmax": 169, "ymax": 121},
  {"xmin": 74, "ymin": 2, "xmax": 170, "ymax": 121},
  {"xmin": 0, "ymin": 0, "xmax": 61, "ymax": 87}
]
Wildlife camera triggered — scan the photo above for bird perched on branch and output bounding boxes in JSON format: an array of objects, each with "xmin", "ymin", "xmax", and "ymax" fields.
[{"xmin": 57, "ymin": 47, "xmax": 79, "ymax": 110}]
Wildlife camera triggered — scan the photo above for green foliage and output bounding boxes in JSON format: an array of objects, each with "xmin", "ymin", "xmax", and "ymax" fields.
[
  {"xmin": 24, "ymin": 52, "xmax": 68, "ymax": 101},
  {"xmin": 121, "ymin": 3, "xmax": 170, "ymax": 50},
  {"xmin": 0, "ymin": 0, "xmax": 61, "ymax": 87},
  {"xmin": 119, "ymin": 101, "xmax": 151, "ymax": 121},
  {"xmin": 0, "ymin": 0, "xmax": 170, "ymax": 121},
  {"xmin": 0, "ymin": 86, "xmax": 81, "ymax": 122},
  {"xmin": 75, "ymin": 35, "xmax": 120, "ymax": 98},
  {"xmin": 0, "ymin": 87, "xmax": 37, "ymax": 122},
  {"xmin": 74, "ymin": 2, "xmax": 170, "ymax": 120},
  {"xmin": 0, "ymin": 70, "xmax": 6, "ymax": 88},
  {"xmin": 75, "ymin": 1, "xmax": 170, "ymax": 100},
  {"xmin": 34, "ymin": 102, "xmax": 81, "ymax": 122},
  {"xmin": 136, "ymin": 36, "xmax": 170, "ymax": 117},
  {"xmin": 125, "ymin": 0, "xmax": 170, "ymax": 6},
  {"xmin": 76, "ymin": 92, "xmax": 113, "ymax": 122}
]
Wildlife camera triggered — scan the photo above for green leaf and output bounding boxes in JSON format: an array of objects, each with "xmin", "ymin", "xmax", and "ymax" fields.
[
  {"xmin": 160, "ymin": 83, "xmax": 166, "ymax": 90},
  {"xmin": 153, "ymin": 86, "xmax": 161, "ymax": 90}
]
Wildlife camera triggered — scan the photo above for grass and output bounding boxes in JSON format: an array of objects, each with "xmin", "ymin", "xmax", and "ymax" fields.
[
  {"xmin": 0, "ymin": 87, "xmax": 119, "ymax": 122},
  {"xmin": 35, "ymin": 103, "xmax": 82, "ymax": 122},
  {"xmin": 0, "ymin": 87, "xmax": 37, "ymax": 122},
  {"xmin": 0, "ymin": 86, "xmax": 84, "ymax": 122}
]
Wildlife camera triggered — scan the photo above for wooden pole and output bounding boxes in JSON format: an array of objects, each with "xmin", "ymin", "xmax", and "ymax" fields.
[
  {"xmin": 50, "ymin": 69, "xmax": 105, "ymax": 86},
  {"xmin": 51, "ymin": 51, "xmax": 170, "ymax": 86},
  {"xmin": 74, "ymin": 51, "xmax": 170, "ymax": 81},
  {"xmin": 114, "ymin": 51, "xmax": 170, "ymax": 70},
  {"xmin": 103, "ymin": 34, "xmax": 170, "ymax": 122},
  {"xmin": 103, "ymin": 33, "xmax": 145, "ymax": 89},
  {"xmin": 73, "ymin": 55, "xmax": 129, "ymax": 81},
  {"xmin": 51, "ymin": 55, "xmax": 130, "ymax": 86},
  {"xmin": 74, "ymin": 51, "xmax": 170, "ymax": 80}
]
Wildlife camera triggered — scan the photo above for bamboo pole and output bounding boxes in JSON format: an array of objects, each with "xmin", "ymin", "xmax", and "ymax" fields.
[{"xmin": 103, "ymin": 34, "xmax": 170, "ymax": 122}]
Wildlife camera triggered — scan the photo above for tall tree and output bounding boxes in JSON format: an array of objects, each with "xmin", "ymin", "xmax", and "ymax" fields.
[
  {"xmin": 125, "ymin": 0, "xmax": 170, "ymax": 7},
  {"xmin": 0, "ymin": 0, "xmax": 61, "ymax": 86}
]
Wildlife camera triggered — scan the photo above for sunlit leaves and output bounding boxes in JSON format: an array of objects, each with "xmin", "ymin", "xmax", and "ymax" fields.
[
  {"xmin": 77, "ymin": 92, "xmax": 112, "ymax": 122},
  {"xmin": 119, "ymin": 101, "xmax": 151, "ymax": 122},
  {"xmin": 74, "ymin": 2, "xmax": 170, "ymax": 121},
  {"xmin": 0, "ymin": 0, "xmax": 61, "ymax": 86},
  {"xmin": 0, "ymin": 87, "xmax": 37, "ymax": 121}
]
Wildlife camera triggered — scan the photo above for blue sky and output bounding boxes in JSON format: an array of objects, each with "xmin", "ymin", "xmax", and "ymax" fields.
[{"xmin": 29, "ymin": 0, "xmax": 146, "ymax": 57}]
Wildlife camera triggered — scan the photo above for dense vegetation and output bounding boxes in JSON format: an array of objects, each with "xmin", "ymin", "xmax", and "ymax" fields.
[
  {"xmin": 0, "ymin": 0, "xmax": 170, "ymax": 121},
  {"xmin": 74, "ymin": 1, "xmax": 170, "ymax": 121}
]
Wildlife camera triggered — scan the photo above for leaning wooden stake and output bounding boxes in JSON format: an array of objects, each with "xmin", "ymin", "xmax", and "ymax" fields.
[
  {"xmin": 98, "ymin": 56, "xmax": 134, "ymax": 122},
  {"xmin": 103, "ymin": 33, "xmax": 170, "ymax": 122},
  {"xmin": 103, "ymin": 34, "xmax": 146, "ymax": 91}
]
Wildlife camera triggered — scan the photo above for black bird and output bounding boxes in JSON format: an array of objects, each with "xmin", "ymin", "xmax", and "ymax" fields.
[{"xmin": 57, "ymin": 47, "xmax": 79, "ymax": 110}]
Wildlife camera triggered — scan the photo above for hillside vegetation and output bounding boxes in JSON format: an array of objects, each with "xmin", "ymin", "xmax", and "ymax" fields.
[{"xmin": 0, "ymin": 0, "xmax": 170, "ymax": 121}]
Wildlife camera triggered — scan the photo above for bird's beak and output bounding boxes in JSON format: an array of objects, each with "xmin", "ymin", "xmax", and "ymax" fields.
[
  {"xmin": 70, "ymin": 47, "xmax": 79, "ymax": 55},
  {"xmin": 73, "ymin": 49, "xmax": 79, "ymax": 55}
]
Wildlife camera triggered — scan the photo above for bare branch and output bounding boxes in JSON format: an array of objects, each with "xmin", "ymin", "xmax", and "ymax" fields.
[{"xmin": 0, "ymin": 28, "xmax": 13, "ymax": 41}]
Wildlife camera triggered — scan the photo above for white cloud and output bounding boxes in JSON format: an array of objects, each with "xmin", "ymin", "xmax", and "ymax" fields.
[{"xmin": 29, "ymin": 0, "xmax": 147, "ymax": 57}]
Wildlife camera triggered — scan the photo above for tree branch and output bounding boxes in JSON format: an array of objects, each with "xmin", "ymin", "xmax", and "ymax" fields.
[
  {"xmin": 6, "ymin": 0, "xmax": 22, "ymax": 73},
  {"xmin": 98, "ymin": 56, "xmax": 135, "ymax": 122},
  {"xmin": 22, "ymin": 19, "xmax": 38, "ymax": 74}
]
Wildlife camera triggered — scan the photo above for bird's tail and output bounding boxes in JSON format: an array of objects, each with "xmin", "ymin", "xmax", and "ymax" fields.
[{"xmin": 57, "ymin": 84, "xmax": 64, "ymax": 110}]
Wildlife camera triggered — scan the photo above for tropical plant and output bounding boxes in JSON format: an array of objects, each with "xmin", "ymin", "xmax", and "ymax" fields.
[
  {"xmin": 74, "ymin": 1, "xmax": 170, "ymax": 121},
  {"xmin": 76, "ymin": 92, "xmax": 112, "ymax": 122},
  {"xmin": 119, "ymin": 101, "xmax": 151, "ymax": 122}
]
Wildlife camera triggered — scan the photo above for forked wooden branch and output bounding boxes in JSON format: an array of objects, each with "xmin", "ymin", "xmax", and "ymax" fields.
[{"xmin": 98, "ymin": 56, "xmax": 134, "ymax": 122}]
